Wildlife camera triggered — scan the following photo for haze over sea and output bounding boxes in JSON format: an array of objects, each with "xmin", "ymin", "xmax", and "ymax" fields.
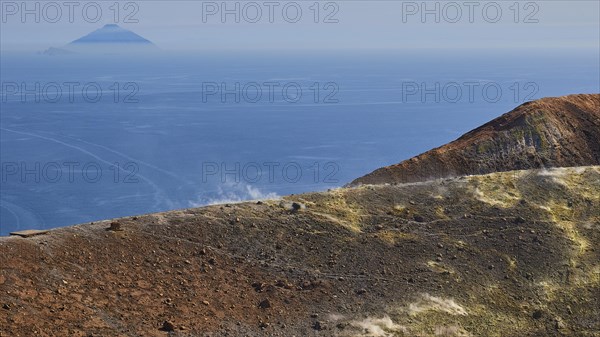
[{"xmin": 1, "ymin": 49, "xmax": 598, "ymax": 235}]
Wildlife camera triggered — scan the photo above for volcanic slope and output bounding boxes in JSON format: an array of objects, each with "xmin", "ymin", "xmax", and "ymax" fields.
[
  {"xmin": 1, "ymin": 166, "xmax": 599, "ymax": 336},
  {"xmin": 351, "ymin": 94, "xmax": 600, "ymax": 186}
]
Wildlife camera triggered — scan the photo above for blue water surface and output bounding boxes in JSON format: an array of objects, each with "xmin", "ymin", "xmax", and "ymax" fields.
[{"xmin": 1, "ymin": 49, "xmax": 598, "ymax": 235}]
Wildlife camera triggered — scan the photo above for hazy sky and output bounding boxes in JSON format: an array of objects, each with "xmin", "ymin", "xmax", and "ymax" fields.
[{"xmin": 1, "ymin": 0, "xmax": 599, "ymax": 51}]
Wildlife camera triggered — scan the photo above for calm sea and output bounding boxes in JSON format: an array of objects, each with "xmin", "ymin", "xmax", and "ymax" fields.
[{"xmin": 1, "ymin": 49, "xmax": 598, "ymax": 235}]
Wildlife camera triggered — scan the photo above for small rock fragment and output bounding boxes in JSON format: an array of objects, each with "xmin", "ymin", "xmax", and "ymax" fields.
[
  {"xmin": 160, "ymin": 321, "xmax": 175, "ymax": 332},
  {"xmin": 355, "ymin": 288, "xmax": 367, "ymax": 295},
  {"xmin": 313, "ymin": 321, "xmax": 326, "ymax": 331},
  {"xmin": 291, "ymin": 202, "xmax": 303, "ymax": 212},
  {"xmin": 258, "ymin": 299, "xmax": 271, "ymax": 309},
  {"xmin": 108, "ymin": 222, "xmax": 122, "ymax": 231}
]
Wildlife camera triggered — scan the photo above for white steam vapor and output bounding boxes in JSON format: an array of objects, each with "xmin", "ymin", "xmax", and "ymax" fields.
[
  {"xmin": 408, "ymin": 294, "xmax": 468, "ymax": 316},
  {"xmin": 350, "ymin": 315, "xmax": 408, "ymax": 336},
  {"xmin": 188, "ymin": 183, "xmax": 279, "ymax": 207}
]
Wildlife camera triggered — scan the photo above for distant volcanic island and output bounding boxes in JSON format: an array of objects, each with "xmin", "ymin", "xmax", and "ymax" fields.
[{"xmin": 41, "ymin": 24, "xmax": 157, "ymax": 55}]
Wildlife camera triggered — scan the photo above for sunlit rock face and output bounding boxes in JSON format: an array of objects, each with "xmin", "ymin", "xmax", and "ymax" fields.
[{"xmin": 351, "ymin": 94, "xmax": 600, "ymax": 186}]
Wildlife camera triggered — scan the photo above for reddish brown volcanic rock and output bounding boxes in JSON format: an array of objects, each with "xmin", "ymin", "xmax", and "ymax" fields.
[
  {"xmin": 1, "ymin": 167, "xmax": 599, "ymax": 336},
  {"xmin": 351, "ymin": 94, "xmax": 600, "ymax": 186}
]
